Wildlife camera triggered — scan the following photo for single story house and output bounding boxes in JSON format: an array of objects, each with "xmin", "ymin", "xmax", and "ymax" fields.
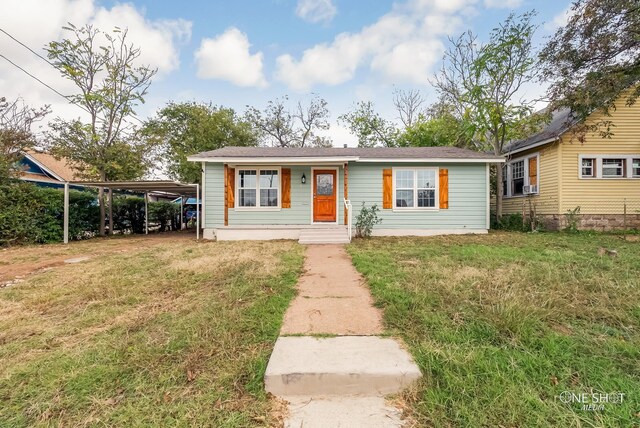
[
  {"xmin": 502, "ymin": 95, "xmax": 640, "ymax": 230},
  {"xmin": 187, "ymin": 146, "xmax": 504, "ymax": 242}
]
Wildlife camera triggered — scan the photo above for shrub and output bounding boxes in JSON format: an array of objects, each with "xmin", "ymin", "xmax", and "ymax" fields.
[
  {"xmin": 564, "ymin": 206, "xmax": 581, "ymax": 233},
  {"xmin": 492, "ymin": 213, "xmax": 529, "ymax": 232},
  {"xmin": 112, "ymin": 196, "xmax": 146, "ymax": 234},
  {"xmin": 0, "ymin": 181, "xmax": 99, "ymax": 246},
  {"xmin": 149, "ymin": 201, "xmax": 180, "ymax": 232},
  {"xmin": 355, "ymin": 203, "xmax": 382, "ymax": 238}
]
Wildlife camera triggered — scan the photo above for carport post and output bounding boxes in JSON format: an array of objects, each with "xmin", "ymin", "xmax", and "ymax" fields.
[
  {"xmin": 180, "ymin": 196, "xmax": 184, "ymax": 230},
  {"xmin": 196, "ymin": 184, "xmax": 200, "ymax": 240},
  {"xmin": 144, "ymin": 192, "xmax": 149, "ymax": 235},
  {"xmin": 63, "ymin": 182, "xmax": 69, "ymax": 244}
]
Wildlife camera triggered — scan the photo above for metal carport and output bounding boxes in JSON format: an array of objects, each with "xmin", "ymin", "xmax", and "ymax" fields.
[{"xmin": 63, "ymin": 180, "xmax": 200, "ymax": 243}]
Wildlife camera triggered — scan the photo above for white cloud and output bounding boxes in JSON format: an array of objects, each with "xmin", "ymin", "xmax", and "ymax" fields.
[
  {"xmin": 276, "ymin": 0, "xmax": 473, "ymax": 91},
  {"xmin": 544, "ymin": 6, "xmax": 573, "ymax": 32},
  {"xmin": 484, "ymin": 0, "xmax": 523, "ymax": 8},
  {"xmin": 295, "ymin": 0, "xmax": 337, "ymax": 24},
  {"xmin": 194, "ymin": 27, "xmax": 267, "ymax": 88},
  {"xmin": 0, "ymin": 0, "xmax": 191, "ymax": 126}
]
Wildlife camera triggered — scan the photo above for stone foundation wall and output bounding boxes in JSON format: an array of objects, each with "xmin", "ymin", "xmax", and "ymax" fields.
[{"xmin": 535, "ymin": 214, "xmax": 640, "ymax": 232}]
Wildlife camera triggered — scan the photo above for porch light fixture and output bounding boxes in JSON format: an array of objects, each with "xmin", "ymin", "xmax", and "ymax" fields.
[{"xmin": 301, "ymin": 173, "xmax": 306, "ymax": 184}]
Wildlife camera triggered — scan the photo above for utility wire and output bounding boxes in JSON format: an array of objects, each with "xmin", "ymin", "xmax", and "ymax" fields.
[{"xmin": 0, "ymin": 27, "xmax": 146, "ymax": 125}]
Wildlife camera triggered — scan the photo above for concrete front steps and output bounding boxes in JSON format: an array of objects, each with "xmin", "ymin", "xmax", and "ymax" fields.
[
  {"xmin": 298, "ymin": 226, "xmax": 350, "ymax": 244},
  {"xmin": 265, "ymin": 336, "xmax": 421, "ymax": 396}
]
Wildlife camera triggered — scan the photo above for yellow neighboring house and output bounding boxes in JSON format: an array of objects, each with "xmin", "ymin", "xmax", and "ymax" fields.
[{"xmin": 502, "ymin": 98, "xmax": 640, "ymax": 231}]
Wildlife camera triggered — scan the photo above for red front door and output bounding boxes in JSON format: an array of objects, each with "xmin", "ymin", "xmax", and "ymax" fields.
[{"xmin": 313, "ymin": 170, "xmax": 336, "ymax": 222}]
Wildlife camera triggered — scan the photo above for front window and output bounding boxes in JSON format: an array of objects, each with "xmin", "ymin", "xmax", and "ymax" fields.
[
  {"xmin": 238, "ymin": 168, "xmax": 279, "ymax": 208},
  {"xmin": 581, "ymin": 158, "xmax": 595, "ymax": 178},
  {"xmin": 633, "ymin": 159, "xmax": 640, "ymax": 177},
  {"xmin": 602, "ymin": 158, "xmax": 624, "ymax": 177},
  {"xmin": 395, "ymin": 168, "xmax": 437, "ymax": 209},
  {"xmin": 511, "ymin": 160, "xmax": 525, "ymax": 196}
]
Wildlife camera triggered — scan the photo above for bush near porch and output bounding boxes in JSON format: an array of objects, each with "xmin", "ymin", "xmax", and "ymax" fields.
[{"xmin": 349, "ymin": 232, "xmax": 639, "ymax": 427}]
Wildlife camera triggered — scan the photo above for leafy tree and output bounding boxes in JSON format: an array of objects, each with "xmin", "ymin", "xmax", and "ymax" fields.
[
  {"xmin": 398, "ymin": 102, "xmax": 475, "ymax": 148},
  {"xmin": 0, "ymin": 97, "xmax": 49, "ymax": 183},
  {"xmin": 143, "ymin": 102, "xmax": 257, "ymax": 183},
  {"xmin": 540, "ymin": 0, "xmax": 640, "ymax": 137},
  {"xmin": 433, "ymin": 11, "xmax": 543, "ymax": 221},
  {"xmin": 45, "ymin": 24, "xmax": 156, "ymax": 235},
  {"xmin": 338, "ymin": 101, "xmax": 399, "ymax": 147},
  {"xmin": 245, "ymin": 95, "xmax": 331, "ymax": 147}
]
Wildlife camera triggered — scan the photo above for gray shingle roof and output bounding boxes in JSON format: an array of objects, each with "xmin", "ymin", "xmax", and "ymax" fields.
[
  {"xmin": 503, "ymin": 108, "xmax": 576, "ymax": 154},
  {"xmin": 190, "ymin": 146, "xmax": 503, "ymax": 161}
]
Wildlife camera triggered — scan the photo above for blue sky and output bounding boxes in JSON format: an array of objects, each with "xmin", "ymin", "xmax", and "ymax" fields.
[{"xmin": 0, "ymin": 0, "xmax": 573, "ymax": 145}]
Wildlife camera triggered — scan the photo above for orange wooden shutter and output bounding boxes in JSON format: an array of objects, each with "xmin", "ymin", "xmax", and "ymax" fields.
[
  {"xmin": 281, "ymin": 168, "xmax": 291, "ymax": 208},
  {"xmin": 439, "ymin": 168, "xmax": 449, "ymax": 209},
  {"xmin": 382, "ymin": 169, "xmax": 392, "ymax": 209},
  {"xmin": 227, "ymin": 167, "xmax": 235, "ymax": 208},
  {"xmin": 528, "ymin": 157, "xmax": 538, "ymax": 186}
]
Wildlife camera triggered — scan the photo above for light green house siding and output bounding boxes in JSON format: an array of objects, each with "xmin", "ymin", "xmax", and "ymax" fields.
[
  {"xmin": 348, "ymin": 162, "xmax": 488, "ymax": 230},
  {"xmin": 203, "ymin": 161, "xmax": 487, "ymax": 230},
  {"xmin": 204, "ymin": 163, "xmax": 344, "ymax": 228}
]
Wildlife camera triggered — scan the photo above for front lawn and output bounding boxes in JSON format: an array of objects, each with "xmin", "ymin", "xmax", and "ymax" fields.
[
  {"xmin": 0, "ymin": 237, "xmax": 304, "ymax": 427},
  {"xmin": 349, "ymin": 232, "xmax": 639, "ymax": 427}
]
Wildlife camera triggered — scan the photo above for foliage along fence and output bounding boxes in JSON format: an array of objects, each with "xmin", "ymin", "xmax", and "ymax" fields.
[{"xmin": 0, "ymin": 181, "xmax": 183, "ymax": 246}]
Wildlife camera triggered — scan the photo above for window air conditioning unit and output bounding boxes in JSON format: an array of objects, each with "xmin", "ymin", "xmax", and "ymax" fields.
[{"xmin": 523, "ymin": 185, "xmax": 538, "ymax": 194}]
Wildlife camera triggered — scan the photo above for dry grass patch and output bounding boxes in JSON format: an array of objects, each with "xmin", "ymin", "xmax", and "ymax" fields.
[{"xmin": 0, "ymin": 236, "xmax": 304, "ymax": 427}]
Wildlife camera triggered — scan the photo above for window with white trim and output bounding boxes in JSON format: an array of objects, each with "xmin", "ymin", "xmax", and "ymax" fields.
[
  {"xmin": 581, "ymin": 158, "xmax": 595, "ymax": 178},
  {"xmin": 503, "ymin": 153, "xmax": 539, "ymax": 197},
  {"xmin": 602, "ymin": 158, "xmax": 625, "ymax": 178},
  {"xmin": 394, "ymin": 168, "xmax": 437, "ymax": 209},
  {"xmin": 578, "ymin": 155, "xmax": 640, "ymax": 179},
  {"xmin": 511, "ymin": 160, "xmax": 525, "ymax": 196},
  {"xmin": 237, "ymin": 168, "xmax": 279, "ymax": 208}
]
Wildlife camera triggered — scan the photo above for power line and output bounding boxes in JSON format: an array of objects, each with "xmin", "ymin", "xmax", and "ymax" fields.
[{"xmin": 0, "ymin": 27, "xmax": 146, "ymax": 125}]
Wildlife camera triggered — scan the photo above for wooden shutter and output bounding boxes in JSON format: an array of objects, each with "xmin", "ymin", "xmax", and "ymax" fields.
[
  {"xmin": 281, "ymin": 168, "xmax": 291, "ymax": 208},
  {"xmin": 226, "ymin": 167, "xmax": 235, "ymax": 208},
  {"xmin": 528, "ymin": 157, "xmax": 538, "ymax": 186},
  {"xmin": 382, "ymin": 169, "xmax": 392, "ymax": 209},
  {"xmin": 439, "ymin": 168, "xmax": 449, "ymax": 209}
]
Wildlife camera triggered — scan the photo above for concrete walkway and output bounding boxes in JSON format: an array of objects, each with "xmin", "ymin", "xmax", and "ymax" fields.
[{"xmin": 265, "ymin": 245, "xmax": 421, "ymax": 427}]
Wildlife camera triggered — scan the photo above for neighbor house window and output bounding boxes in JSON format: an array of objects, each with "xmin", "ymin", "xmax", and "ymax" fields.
[
  {"xmin": 511, "ymin": 160, "xmax": 525, "ymax": 196},
  {"xmin": 602, "ymin": 158, "xmax": 625, "ymax": 178},
  {"xmin": 237, "ymin": 168, "xmax": 279, "ymax": 208},
  {"xmin": 394, "ymin": 168, "xmax": 437, "ymax": 209},
  {"xmin": 581, "ymin": 158, "xmax": 595, "ymax": 178},
  {"xmin": 633, "ymin": 159, "xmax": 640, "ymax": 177}
]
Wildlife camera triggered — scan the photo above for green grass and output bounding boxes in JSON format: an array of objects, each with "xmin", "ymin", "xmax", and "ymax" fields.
[
  {"xmin": 0, "ymin": 238, "xmax": 304, "ymax": 427},
  {"xmin": 348, "ymin": 232, "xmax": 640, "ymax": 427}
]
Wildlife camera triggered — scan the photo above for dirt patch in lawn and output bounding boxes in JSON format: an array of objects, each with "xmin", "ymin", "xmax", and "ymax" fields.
[{"xmin": 0, "ymin": 231, "xmax": 195, "ymax": 284}]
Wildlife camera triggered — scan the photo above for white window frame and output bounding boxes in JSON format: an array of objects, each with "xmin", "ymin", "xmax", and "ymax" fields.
[
  {"xmin": 392, "ymin": 167, "xmax": 439, "ymax": 211},
  {"xmin": 581, "ymin": 158, "xmax": 595, "ymax": 178},
  {"xmin": 578, "ymin": 154, "xmax": 640, "ymax": 180},
  {"xmin": 235, "ymin": 166, "xmax": 281, "ymax": 211},
  {"xmin": 503, "ymin": 152, "xmax": 540, "ymax": 198},
  {"xmin": 633, "ymin": 158, "xmax": 640, "ymax": 178},
  {"xmin": 601, "ymin": 158, "xmax": 625, "ymax": 178}
]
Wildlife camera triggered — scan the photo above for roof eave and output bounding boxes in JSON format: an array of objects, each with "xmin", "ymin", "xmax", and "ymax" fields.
[
  {"xmin": 504, "ymin": 136, "xmax": 560, "ymax": 156},
  {"xmin": 188, "ymin": 155, "xmax": 505, "ymax": 163}
]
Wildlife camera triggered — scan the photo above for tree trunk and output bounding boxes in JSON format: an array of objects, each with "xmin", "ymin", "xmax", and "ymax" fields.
[{"xmin": 495, "ymin": 147, "xmax": 503, "ymax": 223}]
